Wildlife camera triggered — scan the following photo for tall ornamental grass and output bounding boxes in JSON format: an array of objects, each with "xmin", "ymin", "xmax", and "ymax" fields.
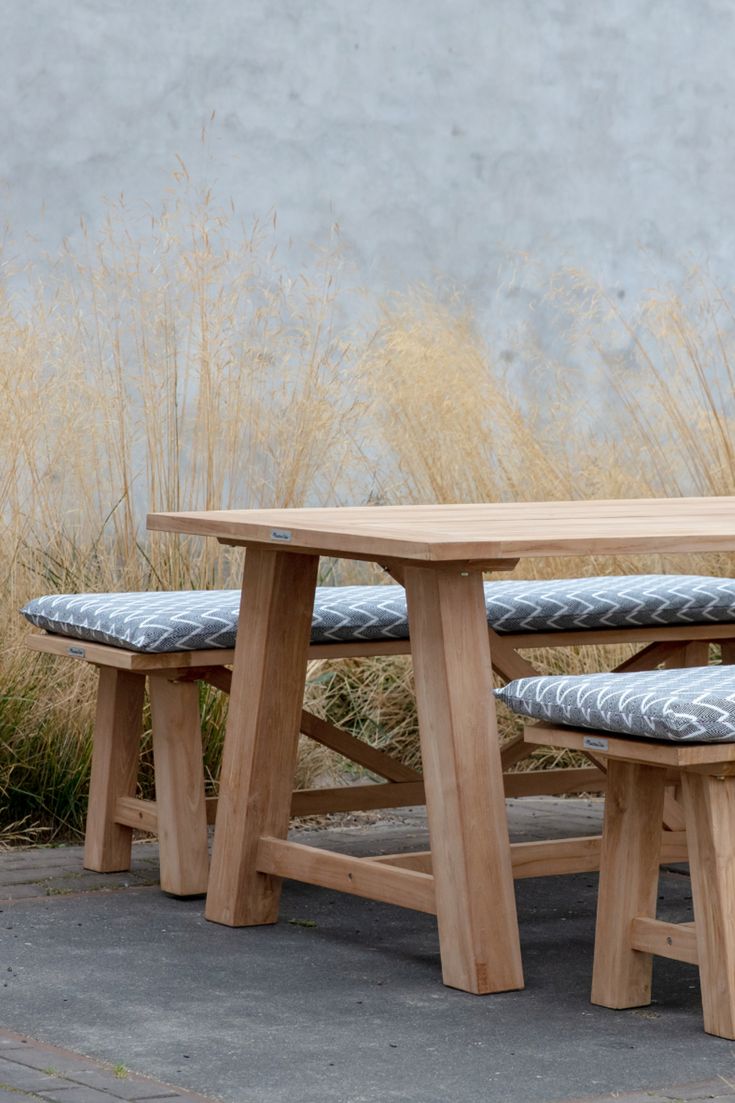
[{"xmin": 1, "ymin": 178, "xmax": 734, "ymax": 842}]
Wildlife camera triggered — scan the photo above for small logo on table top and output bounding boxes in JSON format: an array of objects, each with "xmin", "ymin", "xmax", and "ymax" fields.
[
  {"xmin": 583, "ymin": 735, "xmax": 608, "ymax": 751},
  {"xmin": 270, "ymin": 529, "xmax": 293, "ymax": 542}
]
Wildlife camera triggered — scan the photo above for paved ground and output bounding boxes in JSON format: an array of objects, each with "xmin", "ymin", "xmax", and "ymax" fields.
[
  {"xmin": 2, "ymin": 799, "xmax": 734, "ymax": 1103},
  {"xmin": 0, "ymin": 1028, "xmax": 214, "ymax": 1101}
]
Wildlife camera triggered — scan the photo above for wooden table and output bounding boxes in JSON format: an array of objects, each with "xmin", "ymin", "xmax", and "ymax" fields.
[{"xmin": 147, "ymin": 497, "xmax": 735, "ymax": 996}]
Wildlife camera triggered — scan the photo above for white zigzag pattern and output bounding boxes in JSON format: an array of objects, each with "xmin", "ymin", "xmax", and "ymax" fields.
[
  {"xmin": 20, "ymin": 574, "xmax": 735, "ymax": 655},
  {"xmin": 496, "ymin": 665, "xmax": 735, "ymax": 743}
]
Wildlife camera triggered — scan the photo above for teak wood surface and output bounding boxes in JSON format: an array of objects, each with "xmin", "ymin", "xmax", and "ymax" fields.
[
  {"xmin": 147, "ymin": 495, "xmax": 735, "ymax": 996},
  {"xmin": 148, "ymin": 496, "xmax": 735, "ymax": 562}
]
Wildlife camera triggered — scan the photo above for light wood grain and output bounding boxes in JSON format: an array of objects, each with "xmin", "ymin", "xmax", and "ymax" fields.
[
  {"xmin": 503, "ymin": 767, "xmax": 605, "ymax": 797},
  {"xmin": 366, "ymin": 833, "xmax": 675, "ymax": 877},
  {"xmin": 148, "ymin": 497, "xmax": 735, "ymax": 563},
  {"xmin": 487, "ymin": 627, "xmax": 539, "ymax": 680},
  {"xmin": 27, "ymin": 618, "xmax": 735, "ymax": 673},
  {"xmin": 205, "ymin": 547, "xmax": 319, "ymax": 927},
  {"xmin": 298, "ymin": 710, "xmax": 422, "ymax": 782},
  {"xmin": 404, "ymin": 563, "xmax": 524, "ymax": 994},
  {"xmin": 662, "ymin": 787, "xmax": 687, "ymax": 832},
  {"xmin": 83, "ymin": 668, "xmax": 145, "ymax": 873},
  {"xmin": 369, "ymin": 851, "xmax": 434, "ymax": 873},
  {"xmin": 256, "ymin": 836, "xmax": 436, "ymax": 914},
  {"xmin": 25, "ymin": 629, "xmax": 414, "ymax": 668},
  {"xmin": 175, "ymin": 766, "xmax": 604, "ymax": 827},
  {"xmin": 591, "ymin": 760, "xmax": 665, "ymax": 1009},
  {"xmin": 191, "ymin": 669, "xmax": 422, "ymax": 786},
  {"xmin": 26, "ymin": 632, "xmax": 239, "ymax": 671},
  {"xmin": 679, "ymin": 641, "xmax": 712, "ymax": 667},
  {"xmin": 382, "ymin": 557, "xmax": 520, "ymax": 575},
  {"xmin": 290, "ymin": 780, "xmax": 426, "ymax": 815},
  {"xmin": 611, "ymin": 641, "xmax": 689, "ymax": 674},
  {"xmin": 658, "ymin": 829, "xmax": 688, "ymax": 861},
  {"xmin": 500, "ymin": 735, "xmax": 531, "ymax": 770},
  {"xmin": 524, "ymin": 723, "xmax": 735, "ymax": 768},
  {"xmin": 148, "ymin": 674, "xmax": 209, "ymax": 896},
  {"xmin": 630, "ymin": 917, "xmax": 699, "ymax": 965},
  {"xmin": 499, "ymin": 623, "xmax": 735, "ymax": 649},
  {"xmin": 509, "ymin": 836, "xmax": 604, "ymax": 878},
  {"xmin": 681, "ymin": 771, "xmax": 735, "ymax": 1038},
  {"xmin": 114, "ymin": 795, "xmax": 158, "ymax": 834}
]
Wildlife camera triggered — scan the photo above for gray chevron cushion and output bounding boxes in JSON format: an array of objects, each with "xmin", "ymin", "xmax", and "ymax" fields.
[
  {"xmin": 20, "ymin": 574, "xmax": 735, "ymax": 654},
  {"xmin": 495, "ymin": 665, "xmax": 735, "ymax": 743}
]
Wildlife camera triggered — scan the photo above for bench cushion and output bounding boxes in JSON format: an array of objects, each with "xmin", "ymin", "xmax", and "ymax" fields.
[
  {"xmin": 20, "ymin": 574, "xmax": 735, "ymax": 654},
  {"xmin": 495, "ymin": 665, "xmax": 735, "ymax": 742}
]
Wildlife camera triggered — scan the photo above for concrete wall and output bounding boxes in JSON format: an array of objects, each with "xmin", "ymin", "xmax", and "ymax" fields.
[{"xmin": 2, "ymin": 0, "xmax": 734, "ymax": 341}]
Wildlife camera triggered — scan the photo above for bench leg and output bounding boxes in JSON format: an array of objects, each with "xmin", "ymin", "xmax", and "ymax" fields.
[
  {"xmin": 205, "ymin": 547, "xmax": 319, "ymax": 927},
  {"xmin": 84, "ymin": 668, "xmax": 146, "ymax": 873},
  {"xmin": 681, "ymin": 771, "xmax": 735, "ymax": 1039},
  {"xmin": 149, "ymin": 674, "xmax": 210, "ymax": 897},
  {"xmin": 591, "ymin": 760, "xmax": 665, "ymax": 1009}
]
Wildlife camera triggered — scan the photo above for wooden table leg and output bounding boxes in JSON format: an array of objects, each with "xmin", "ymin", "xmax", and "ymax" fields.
[
  {"xmin": 404, "ymin": 565, "xmax": 524, "ymax": 994},
  {"xmin": 205, "ymin": 546, "xmax": 319, "ymax": 927}
]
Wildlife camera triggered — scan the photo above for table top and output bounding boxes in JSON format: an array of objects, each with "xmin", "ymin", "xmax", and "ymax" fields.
[{"xmin": 147, "ymin": 496, "xmax": 735, "ymax": 563}]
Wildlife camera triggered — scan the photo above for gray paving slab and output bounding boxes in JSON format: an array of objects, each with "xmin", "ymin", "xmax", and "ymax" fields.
[
  {"xmin": 61, "ymin": 1068, "xmax": 182, "ymax": 1098},
  {"xmin": 565, "ymin": 1076, "xmax": 735, "ymax": 1101},
  {"xmin": 2, "ymin": 1045, "xmax": 100, "ymax": 1074},
  {"xmin": 0, "ymin": 1060, "xmax": 72, "ymax": 1092},
  {"xmin": 36, "ymin": 1088, "xmax": 149, "ymax": 1103},
  {"xmin": 1, "ymin": 800, "xmax": 731, "ymax": 1103},
  {"xmin": 36, "ymin": 1087, "xmax": 172, "ymax": 1102},
  {"xmin": 0, "ymin": 1032, "xmax": 217, "ymax": 1101},
  {"xmin": 0, "ymin": 842, "xmax": 160, "ymax": 903}
]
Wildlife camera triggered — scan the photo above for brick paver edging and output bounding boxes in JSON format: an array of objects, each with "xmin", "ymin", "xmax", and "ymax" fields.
[
  {"xmin": 563, "ymin": 1072, "xmax": 735, "ymax": 1102},
  {"xmin": 0, "ymin": 1028, "xmax": 222, "ymax": 1102}
]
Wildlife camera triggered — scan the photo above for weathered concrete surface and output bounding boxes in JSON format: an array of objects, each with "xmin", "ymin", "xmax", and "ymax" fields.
[
  {"xmin": 1, "ymin": 2, "xmax": 734, "ymax": 332},
  {"xmin": 1, "ymin": 800, "xmax": 733, "ymax": 1103}
]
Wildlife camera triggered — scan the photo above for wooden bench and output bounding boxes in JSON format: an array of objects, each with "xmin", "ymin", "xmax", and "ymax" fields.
[
  {"xmin": 23, "ymin": 577, "xmax": 735, "ymax": 898},
  {"xmin": 495, "ymin": 661, "xmax": 735, "ymax": 1039},
  {"xmin": 524, "ymin": 722, "xmax": 735, "ymax": 1038}
]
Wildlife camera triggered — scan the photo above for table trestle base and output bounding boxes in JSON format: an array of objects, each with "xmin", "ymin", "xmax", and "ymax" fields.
[
  {"xmin": 256, "ymin": 836, "xmax": 437, "ymax": 914},
  {"xmin": 629, "ymin": 918, "xmax": 698, "ymax": 965},
  {"xmin": 369, "ymin": 830, "xmax": 687, "ymax": 878},
  {"xmin": 252, "ymin": 832, "xmax": 689, "ymax": 920}
]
